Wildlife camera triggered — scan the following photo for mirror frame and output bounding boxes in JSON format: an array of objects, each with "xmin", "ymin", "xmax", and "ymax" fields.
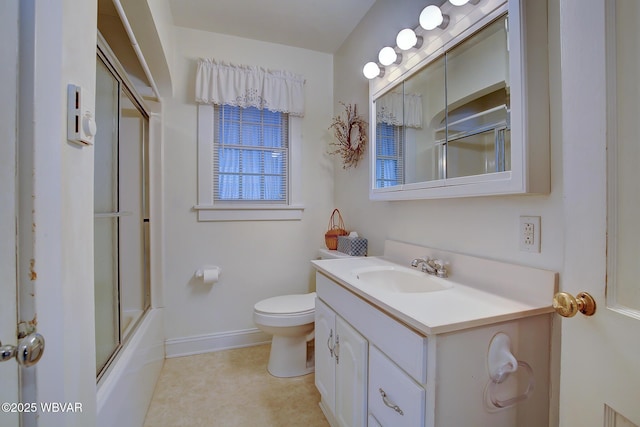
[{"xmin": 368, "ymin": 0, "xmax": 549, "ymax": 200}]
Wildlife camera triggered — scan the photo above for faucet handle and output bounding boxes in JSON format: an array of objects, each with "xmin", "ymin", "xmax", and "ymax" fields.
[
  {"xmin": 432, "ymin": 259, "xmax": 448, "ymax": 278},
  {"xmin": 410, "ymin": 257, "xmax": 428, "ymax": 268}
]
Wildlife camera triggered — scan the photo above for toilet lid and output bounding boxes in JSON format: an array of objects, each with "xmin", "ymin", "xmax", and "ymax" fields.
[{"xmin": 254, "ymin": 292, "xmax": 316, "ymax": 315}]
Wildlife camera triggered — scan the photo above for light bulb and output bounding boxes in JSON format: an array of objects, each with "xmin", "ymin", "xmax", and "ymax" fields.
[
  {"xmin": 450, "ymin": 0, "xmax": 480, "ymax": 5},
  {"xmin": 363, "ymin": 62, "xmax": 382, "ymax": 79},
  {"xmin": 378, "ymin": 47, "xmax": 398, "ymax": 66},
  {"xmin": 396, "ymin": 28, "xmax": 418, "ymax": 50},
  {"xmin": 420, "ymin": 5, "xmax": 449, "ymax": 31}
]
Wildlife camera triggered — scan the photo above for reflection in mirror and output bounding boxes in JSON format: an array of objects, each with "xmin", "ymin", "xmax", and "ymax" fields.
[
  {"xmin": 373, "ymin": 15, "xmax": 510, "ymax": 189},
  {"xmin": 374, "ymin": 56, "xmax": 446, "ymax": 188},
  {"xmin": 375, "ymin": 89, "xmax": 405, "ymax": 188},
  {"xmin": 445, "ymin": 16, "xmax": 510, "ymax": 179},
  {"xmin": 405, "ymin": 56, "xmax": 445, "ymax": 184}
]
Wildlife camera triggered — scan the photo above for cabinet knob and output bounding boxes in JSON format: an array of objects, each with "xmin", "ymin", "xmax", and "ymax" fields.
[{"xmin": 552, "ymin": 291, "xmax": 596, "ymax": 317}]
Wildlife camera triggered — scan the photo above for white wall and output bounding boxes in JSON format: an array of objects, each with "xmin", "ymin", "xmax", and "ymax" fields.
[{"xmin": 162, "ymin": 27, "xmax": 335, "ymax": 345}]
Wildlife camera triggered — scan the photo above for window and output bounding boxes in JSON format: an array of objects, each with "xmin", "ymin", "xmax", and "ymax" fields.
[
  {"xmin": 195, "ymin": 104, "xmax": 304, "ymax": 221},
  {"xmin": 375, "ymin": 122, "xmax": 404, "ymax": 187},
  {"xmin": 214, "ymin": 105, "xmax": 288, "ymax": 202}
]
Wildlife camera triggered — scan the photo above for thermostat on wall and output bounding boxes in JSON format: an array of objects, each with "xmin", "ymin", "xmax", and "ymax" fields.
[{"xmin": 67, "ymin": 84, "xmax": 96, "ymax": 146}]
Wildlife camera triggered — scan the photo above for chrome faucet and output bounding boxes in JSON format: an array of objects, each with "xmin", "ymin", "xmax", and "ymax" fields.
[{"xmin": 410, "ymin": 257, "xmax": 448, "ymax": 278}]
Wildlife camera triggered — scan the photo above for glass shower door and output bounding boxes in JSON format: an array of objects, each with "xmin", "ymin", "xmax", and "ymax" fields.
[
  {"xmin": 94, "ymin": 52, "xmax": 150, "ymax": 378},
  {"xmin": 118, "ymin": 89, "xmax": 150, "ymax": 339},
  {"xmin": 94, "ymin": 57, "xmax": 120, "ymax": 375}
]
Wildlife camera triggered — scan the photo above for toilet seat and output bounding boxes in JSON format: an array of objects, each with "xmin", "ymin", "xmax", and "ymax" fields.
[
  {"xmin": 254, "ymin": 292, "xmax": 316, "ymax": 316},
  {"xmin": 253, "ymin": 292, "xmax": 316, "ymax": 327}
]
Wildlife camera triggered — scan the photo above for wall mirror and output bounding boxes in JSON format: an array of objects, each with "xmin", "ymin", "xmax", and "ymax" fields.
[{"xmin": 369, "ymin": 0, "xmax": 549, "ymax": 200}]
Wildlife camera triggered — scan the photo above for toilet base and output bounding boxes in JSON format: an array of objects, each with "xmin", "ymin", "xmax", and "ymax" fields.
[{"xmin": 267, "ymin": 335, "xmax": 315, "ymax": 378}]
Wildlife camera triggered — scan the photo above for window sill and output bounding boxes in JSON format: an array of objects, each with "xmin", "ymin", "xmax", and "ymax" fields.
[{"xmin": 193, "ymin": 204, "xmax": 304, "ymax": 221}]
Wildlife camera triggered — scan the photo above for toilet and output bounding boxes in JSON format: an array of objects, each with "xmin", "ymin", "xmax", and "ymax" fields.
[{"xmin": 253, "ymin": 248, "xmax": 352, "ymax": 377}]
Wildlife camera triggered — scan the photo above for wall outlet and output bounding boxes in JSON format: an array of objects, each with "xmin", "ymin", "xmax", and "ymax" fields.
[{"xmin": 519, "ymin": 216, "xmax": 541, "ymax": 253}]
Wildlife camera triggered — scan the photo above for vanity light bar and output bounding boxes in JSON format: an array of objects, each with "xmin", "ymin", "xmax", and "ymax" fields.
[
  {"xmin": 362, "ymin": 0, "xmax": 481, "ymax": 79},
  {"xmin": 450, "ymin": 0, "xmax": 481, "ymax": 6}
]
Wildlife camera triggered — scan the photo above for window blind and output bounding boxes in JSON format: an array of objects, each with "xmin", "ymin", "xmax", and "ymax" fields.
[
  {"xmin": 214, "ymin": 105, "xmax": 289, "ymax": 202},
  {"xmin": 376, "ymin": 122, "xmax": 404, "ymax": 187}
]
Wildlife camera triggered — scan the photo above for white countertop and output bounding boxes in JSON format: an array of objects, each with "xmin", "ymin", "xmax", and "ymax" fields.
[{"xmin": 312, "ymin": 242, "xmax": 558, "ymax": 335}]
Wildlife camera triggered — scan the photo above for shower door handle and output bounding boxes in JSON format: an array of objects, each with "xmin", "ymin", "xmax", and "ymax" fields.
[
  {"xmin": 94, "ymin": 211, "xmax": 133, "ymax": 218},
  {"xmin": 0, "ymin": 333, "xmax": 45, "ymax": 367}
]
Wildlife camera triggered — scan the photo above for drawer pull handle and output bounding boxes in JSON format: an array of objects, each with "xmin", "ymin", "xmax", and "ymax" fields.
[{"xmin": 379, "ymin": 388, "xmax": 404, "ymax": 416}]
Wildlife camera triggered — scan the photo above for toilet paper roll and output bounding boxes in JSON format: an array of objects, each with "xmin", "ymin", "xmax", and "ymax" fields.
[
  {"xmin": 196, "ymin": 266, "xmax": 221, "ymax": 284},
  {"xmin": 202, "ymin": 268, "xmax": 219, "ymax": 284}
]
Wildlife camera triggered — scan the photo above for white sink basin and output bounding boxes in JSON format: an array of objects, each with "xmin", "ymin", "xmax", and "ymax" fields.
[{"xmin": 352, "ymin": 266, "xmax": 453, "ymax": 293}]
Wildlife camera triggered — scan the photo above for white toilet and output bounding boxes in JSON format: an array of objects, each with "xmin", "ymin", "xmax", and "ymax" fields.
[{"xmin": 253, "ymin": 249, "xmax": 352, "ymax": 377}]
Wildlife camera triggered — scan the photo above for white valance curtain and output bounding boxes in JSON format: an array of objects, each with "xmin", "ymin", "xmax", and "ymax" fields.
[
  {"xmin": 376, "ymin": 92, "xmax": 423, "ymax": 128},
  {"xmin": 195, "ymin": 59, "xmax": 306, "ymax": 117}
]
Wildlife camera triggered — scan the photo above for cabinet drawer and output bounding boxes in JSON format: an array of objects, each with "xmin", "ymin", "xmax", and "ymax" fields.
[
  {"xmin": 368, "ymin": 345, "xmax": 425, "ymax": 427},
  {"xmin": 316, "ymin": 272, "xmax": 428, "ymax": 383}
]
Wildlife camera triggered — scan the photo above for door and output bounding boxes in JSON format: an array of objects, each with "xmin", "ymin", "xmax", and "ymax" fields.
[
  {"xmin": 560, "ymin": 0, "xmax": 640, "ymax": 426},
  {"xmin": 0, "ymin": 1, "xmax": 20, "ymax": 425},
  {"xmin": 334, "ymin": 317, "xmax": 367, "ymax": 427},
  {"xmin": 315, "ymin": 298, "xmax": 336, "ymax": 412}
]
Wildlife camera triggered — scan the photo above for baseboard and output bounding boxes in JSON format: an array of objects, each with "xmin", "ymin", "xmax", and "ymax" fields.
[{"xmin": 165, "ymin": 328, "xmax": 271, "ymax": 358}]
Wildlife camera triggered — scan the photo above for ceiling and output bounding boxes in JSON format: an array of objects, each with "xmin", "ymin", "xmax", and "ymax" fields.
[{"xmin": 168, "ymin": 0, "xmax": 377, "ymax": 53}]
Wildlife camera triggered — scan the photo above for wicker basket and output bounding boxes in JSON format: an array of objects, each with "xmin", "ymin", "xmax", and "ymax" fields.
[{"xmin": 324, "ymin": 209, "xmax": 348, "ymax": 250}]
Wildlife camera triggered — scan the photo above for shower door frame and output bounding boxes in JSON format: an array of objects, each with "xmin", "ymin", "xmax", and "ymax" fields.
[{"xmin": 95, "ymin": 37, "xmax": 151, "ymax": 381}]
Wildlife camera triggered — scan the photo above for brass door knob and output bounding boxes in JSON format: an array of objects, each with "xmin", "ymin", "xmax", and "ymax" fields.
[{"xmin": 552, "ymin": 291, "xmax": 596, "ymax": 317}]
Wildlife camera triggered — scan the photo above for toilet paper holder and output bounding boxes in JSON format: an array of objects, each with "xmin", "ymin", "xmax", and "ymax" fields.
[
  {"xmin": 195, "ymin": 266, "xmax": 221, "ymax": 284},
  {"xmin": 484, "ymin": 332, "xmax": 535, "ymax": 410}
]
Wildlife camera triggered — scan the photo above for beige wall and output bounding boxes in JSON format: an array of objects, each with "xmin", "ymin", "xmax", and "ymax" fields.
[{"xmin": 162, "ymin": 27, "xmax": 335, "ymax": 341}]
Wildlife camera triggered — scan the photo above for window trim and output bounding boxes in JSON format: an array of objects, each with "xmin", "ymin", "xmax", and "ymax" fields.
[{"xmin": 194, "ymin": 104, "xmax": 304, "ymax": 221}]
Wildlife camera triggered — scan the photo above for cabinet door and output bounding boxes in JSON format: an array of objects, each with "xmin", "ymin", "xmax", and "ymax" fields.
[
  {"xmin": 335, "ymin": 316, "xmax": 368, "ymax": 427},
  {"xmin": 315, "ymin": 298, "xmax": 336, "ymax": 410}
]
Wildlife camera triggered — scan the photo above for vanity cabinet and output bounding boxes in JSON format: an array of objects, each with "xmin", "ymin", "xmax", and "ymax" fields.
[
  {"xmin": 316, "ymin": 272, "xmax": 428, "ymax": 427},
  {"xmin": 315, "ymin": 298, "xmax": 368, "ymax": 427},
  {"xmin": 314, "ymin": 263, "xmax": 551, "ymax": 427}
]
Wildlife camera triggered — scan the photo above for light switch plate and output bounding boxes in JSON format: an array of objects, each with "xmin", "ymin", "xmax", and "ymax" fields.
[{"xmin": 67, "ymin": 84, "xmax": 96, "ymax": 146}]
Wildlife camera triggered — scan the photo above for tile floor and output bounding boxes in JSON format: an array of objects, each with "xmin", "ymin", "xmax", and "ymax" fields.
[{"xmin": 143, "ymin": 344, "xmax": 330, "ymax": 427}]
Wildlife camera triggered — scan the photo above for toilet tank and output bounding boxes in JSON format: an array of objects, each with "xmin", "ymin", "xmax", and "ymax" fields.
[{"xmin": 318, "ymin": 248, "xmax": 355, "ymax": 260}]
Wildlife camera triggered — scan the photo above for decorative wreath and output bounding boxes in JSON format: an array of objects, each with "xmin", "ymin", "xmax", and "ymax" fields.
[{"xmin": 328, "ymin": 102, "xmax": 368, "ymax": 169}]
